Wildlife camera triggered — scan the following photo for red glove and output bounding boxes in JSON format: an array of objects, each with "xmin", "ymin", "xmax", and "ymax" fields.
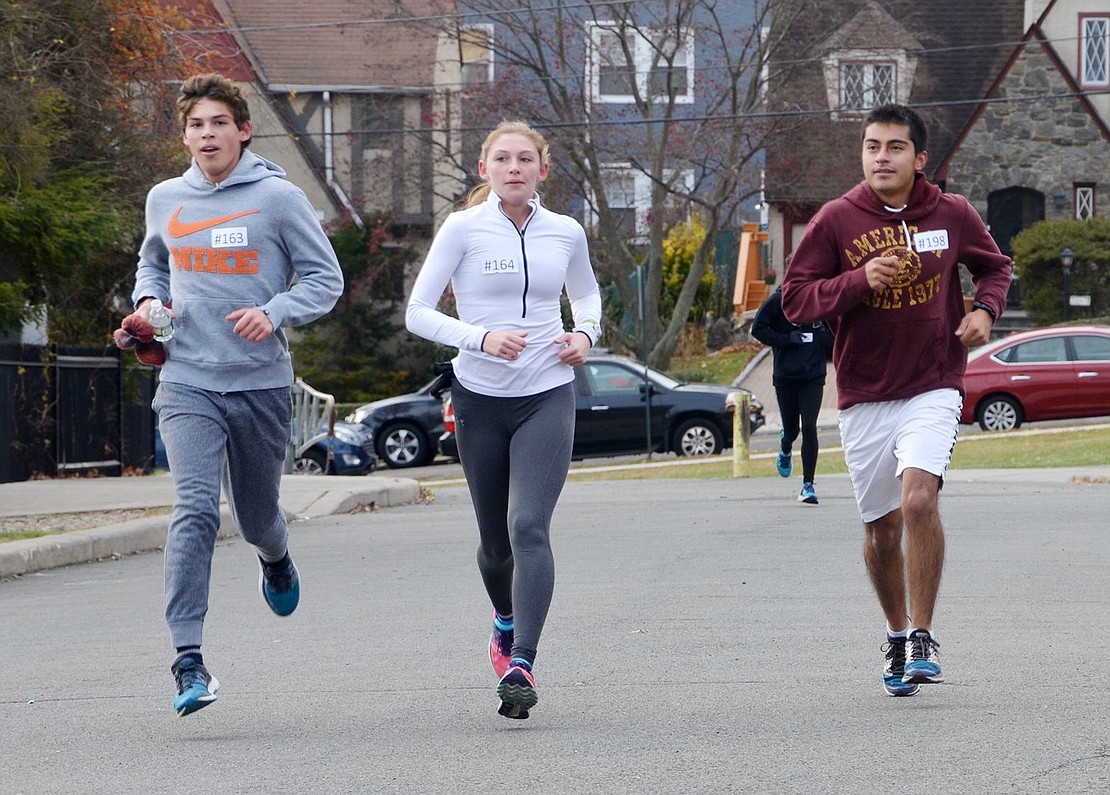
[
  {"xmin": 114, "ymin": 313, "xmax": 165, "ymax": 366},
  {"xmin": 133, "ymin": 340, "xmax": 166, "ymax": 366},
  {"xmin": 121, "ymin": 313, "xmax": 155, "ymax": 344}
]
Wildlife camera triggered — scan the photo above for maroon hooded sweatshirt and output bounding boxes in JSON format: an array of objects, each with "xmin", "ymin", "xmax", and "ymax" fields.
[{"xmin": 781, "ymin": 173, "xmax": 1012, "ymax": 410}]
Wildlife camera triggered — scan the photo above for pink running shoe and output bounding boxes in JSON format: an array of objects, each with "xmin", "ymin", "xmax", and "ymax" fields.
[
  {"xmin": 496, "ymin": 665, "xmax": 537, "ymax": 719},
  {"xmin": 489, "ymin": 612, "xmax": 513, "ymax": 678}
]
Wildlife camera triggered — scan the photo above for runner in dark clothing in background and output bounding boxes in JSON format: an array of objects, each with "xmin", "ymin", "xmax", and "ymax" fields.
[{"xmin": 751, "ymin": 282, "xmax": 832, "ymax": 504}]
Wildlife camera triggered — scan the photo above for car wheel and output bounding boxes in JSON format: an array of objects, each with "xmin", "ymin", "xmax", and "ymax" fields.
[
  {"xmin": 672, "ymin": 418, "xmax": 724, "ymax": 457},
  {"xmin": 378, "ymin": 422, "xmax": 431, "ymax": 468},
  {"xmin": 977, "ymin": 394, "xmax": 1023, "ymax": 431},
  {"xmin": 293, "ymin": 447, "xmax": 329, "ymax": 475}
]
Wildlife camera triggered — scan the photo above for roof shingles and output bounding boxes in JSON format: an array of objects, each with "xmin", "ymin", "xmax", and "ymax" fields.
[
  {"xmin": 213, "ymin": 0, "xmax": 453, "ymax": 89},
  {"xmin": 767, "ymin": 0, "xmax": 1026, "ymax": 205}
]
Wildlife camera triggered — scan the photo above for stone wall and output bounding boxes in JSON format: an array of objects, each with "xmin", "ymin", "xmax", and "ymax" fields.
[{"xmin": 944, "ymin": 44, "xmax": 1110, "ymax": 221}]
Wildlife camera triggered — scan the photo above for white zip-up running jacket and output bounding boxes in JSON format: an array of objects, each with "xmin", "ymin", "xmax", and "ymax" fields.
[{"xmin": 406, "ymin": 192, "xmax": 602, "ymax": 398}]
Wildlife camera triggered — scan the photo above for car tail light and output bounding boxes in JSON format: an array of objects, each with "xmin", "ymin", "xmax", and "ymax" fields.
[{"xmin": 442, "ymin": 396, "xmax": 455, "ymax": 433}]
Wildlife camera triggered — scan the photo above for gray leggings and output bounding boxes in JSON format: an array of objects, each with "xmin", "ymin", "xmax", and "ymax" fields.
[{"xmin": 451, "ymin": 380, "xmax": 575, "ymax": 661}]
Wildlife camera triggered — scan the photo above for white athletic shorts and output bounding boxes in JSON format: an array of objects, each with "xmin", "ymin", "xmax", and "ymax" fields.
[{"xmin": 838, "ymin": 388, "xmax": 962, "ymax": 523}]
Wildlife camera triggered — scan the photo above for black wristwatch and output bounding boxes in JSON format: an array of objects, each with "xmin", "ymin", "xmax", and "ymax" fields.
[{"xmin": 970, "ymin": 300, "xmax": 996, "ymax": 321}]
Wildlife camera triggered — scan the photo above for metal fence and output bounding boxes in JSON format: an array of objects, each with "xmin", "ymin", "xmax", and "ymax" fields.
[
  {"xmin": 288, "ymin": 377, "xmax": 336, "ymax": 472},
  {"xmin": 0, "ymin": 344, "xmax": 337, "ymax": 483},
  {"xmin": 0, "ymin": 344, "xmax": 156, "ymax": 483}
]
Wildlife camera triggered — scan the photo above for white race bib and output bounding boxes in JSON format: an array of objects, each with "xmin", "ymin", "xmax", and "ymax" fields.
[
  {"xmin": 211, "ymin": 227, "xmax": 248, "ymax": 248},
  {"xmin": 913, "ymin": 229, "xmax": 949, "ymax": 253},
  {"xmin": 482, "ymin": 258, "xmax": 519, "ymax": 274}
]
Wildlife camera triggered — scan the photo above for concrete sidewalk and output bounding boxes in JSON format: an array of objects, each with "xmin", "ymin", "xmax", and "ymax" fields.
[{"xmin": 0, "ymin": 473, "xmax": 420, "ymax": 579}]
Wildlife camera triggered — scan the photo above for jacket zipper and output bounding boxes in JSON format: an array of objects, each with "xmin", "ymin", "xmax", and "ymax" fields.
[
  {"xmin": 517, "ymin": 226, "xmax": 529, "ymax": 318},
  {"xmin": 499, "ymin": 204, "xmax": 535, "ymax": 319}
]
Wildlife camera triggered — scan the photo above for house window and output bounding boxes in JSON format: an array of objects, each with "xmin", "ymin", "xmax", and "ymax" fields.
[
  {"xmin": 1075, "ymin": 184, "xmax": 1096, "ymax": 220},
  {"xmin": 604, "ymin": 170, "xmax": 638, "ymax": 237},
  {"xmin": 591, "ymin": 165, "xmax": 693, "ymax": 238},
  {"xmin": 368, "ymin": 249, "xmax": 407, "ymax": 301},
  {"xmin": 594, "ymin": 26, "xmax": 633, "ymax": 97},
  {"xmin": 1081, "ymin": 16, "xmax": 1109, "ymax": 86},
  {"xmin": 840, "ymin": 61, "xmax": 895, "ymax": 111},
  {"xmin": 460, "ymin": 25, "xmax": 493, "ymax": 86},
  {"xmin": 587, "ymin": 22, "xmax": 694, "ymax": 104},
  {"xmin": 823, "ymin": 49, "xmax": 914, "ymax": 119},
  {"xmin": 648, "ymin": 35, "xmax": 689, "ymax": 97}
]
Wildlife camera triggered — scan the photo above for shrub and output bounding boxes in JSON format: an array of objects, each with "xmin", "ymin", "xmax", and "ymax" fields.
[
  {"xmin": 1011, "ymin": 219, "xmax": 1110, "ymax": 325},
  {"xmin": 661, "ymin": 214, "xmax": 715, "ymax": 324}
]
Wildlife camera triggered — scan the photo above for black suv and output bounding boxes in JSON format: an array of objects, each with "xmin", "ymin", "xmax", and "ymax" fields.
[
  {"xmin": 440, "ymin": 352, "xmax": 764, "ymax": 460},
  {"xmin": 345, "ymin": 379, "xmax": 445, "ymax": 468}
]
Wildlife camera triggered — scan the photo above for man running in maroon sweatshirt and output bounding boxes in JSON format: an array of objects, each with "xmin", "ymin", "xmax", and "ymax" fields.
[{"xmin": 781, "ymin": 104, "xmax": 1012, "ymax": 697}]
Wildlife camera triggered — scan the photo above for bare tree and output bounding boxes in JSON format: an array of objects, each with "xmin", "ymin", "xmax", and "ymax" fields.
[{"xmin": 408, "ymin": 0, "xmax": 806, "ymax": 368}]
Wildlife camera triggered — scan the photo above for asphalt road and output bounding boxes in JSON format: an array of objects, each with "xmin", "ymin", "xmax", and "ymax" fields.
[{"xmin": 2, "ymin": 469, "xmax": 1107, "ymax": 793}]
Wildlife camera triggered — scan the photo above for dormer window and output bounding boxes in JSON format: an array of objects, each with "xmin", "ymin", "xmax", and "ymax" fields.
[
  {"xmin": 841, "ymin": 61, "xmax": 895, "ymax": 110},
  {"xmin": 823, "ymin": 49, "xmax": 914, "ymax": 119}
]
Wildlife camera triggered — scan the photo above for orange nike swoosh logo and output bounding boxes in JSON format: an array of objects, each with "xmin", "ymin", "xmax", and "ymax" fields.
[{"xmin": 167, "ymin": 207, "xmax": 260, "ymax": 238}]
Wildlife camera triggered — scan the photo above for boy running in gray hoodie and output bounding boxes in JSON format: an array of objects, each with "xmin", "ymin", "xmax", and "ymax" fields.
[{"xmin": 130, "ymin": 73, "xmax": 344, "ymax": 716}]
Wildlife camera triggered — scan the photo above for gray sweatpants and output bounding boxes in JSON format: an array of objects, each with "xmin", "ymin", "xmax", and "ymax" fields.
[
  {"xmin": 153, "ymin": 382, "xmax": 292, "ymax": 650},
  {"xmin": 451, "ymin": 381, "xmax": 575, "ymax": 662}
]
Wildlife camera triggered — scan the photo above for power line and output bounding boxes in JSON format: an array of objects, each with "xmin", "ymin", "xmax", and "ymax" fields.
[
  {"xmin": 168, "ymin": 0, "xmax": 635, "ymax": 36},
  {"xmin": 170, "ymin": 9, "xmax": 1092, "ymax": 95},
  {"xmin": 168, "ymin": 2, "xmax": 1084, "ymax": 72},
  {"xmin": 248, "ymin": 88, "xmax": 1110, "ymax": 140}
]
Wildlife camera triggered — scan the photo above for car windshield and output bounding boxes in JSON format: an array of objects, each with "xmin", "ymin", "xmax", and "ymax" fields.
[
  {"xmin": 968, "ymin": 338, "xmax": 1009, "ymax": 362},
  {"xmin": 626, "ymin": 359, "xmax": 683, "ymax": 388},
  {"xmin": 646, "ymin": 366, "xmax": 683, "ymax": 389}
]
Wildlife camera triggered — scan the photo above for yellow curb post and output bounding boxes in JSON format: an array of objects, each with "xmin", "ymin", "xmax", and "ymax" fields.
[{"xmin": 731, "ymin": 391, "xmax": 751, "ymax": 478}]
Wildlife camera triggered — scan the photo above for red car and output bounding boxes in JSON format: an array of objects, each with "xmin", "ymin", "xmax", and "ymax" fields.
[{"xmin": 961, "ymin": 325, "xmax": 1110, "ymax": 431}]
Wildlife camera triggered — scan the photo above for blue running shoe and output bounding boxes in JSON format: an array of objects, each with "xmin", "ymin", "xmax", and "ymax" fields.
[
  {"xmin": 496, "ymin": 665, "xmax": 538, "ymax": 719},
  {"xmin": 171, "ymin": 657, "xmax": 220, "ymax": 716},
  {"xmin": 882, "ymin": 637, "xmax": 919, "ymax": 697},
  {"xmin": 776, "ymin": 430, "xmax": 792, "ymax": 478},
  {"xmin": 798, "ymin": 482, "xmax": 818, "ymax": 504},
  {"xmin": 903, "ymin": 629, "xmax": 943, "ymax": 684},
  {"xmin": 259, "ymin": 553, "xmax": 300, "ymax": 617}
]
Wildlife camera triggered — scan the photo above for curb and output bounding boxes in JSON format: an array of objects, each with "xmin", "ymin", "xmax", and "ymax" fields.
[
  {"xmin": 0, "ymin": 511, "xmax": 240, "ymax": 580},
  {"xmin": 0, "ymin": 479, "xmax": 421, "ymax": 580},
  {"xmin": 286, "ymin": 479, "xmax": 423, "ymax": 518}
]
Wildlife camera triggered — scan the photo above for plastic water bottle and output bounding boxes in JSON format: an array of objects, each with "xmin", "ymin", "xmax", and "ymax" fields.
[{"xmin": 149, "ymin": 299, "xmax": 174, "ymax": 342}]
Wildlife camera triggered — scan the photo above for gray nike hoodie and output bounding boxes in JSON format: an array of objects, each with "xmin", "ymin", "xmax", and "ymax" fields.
[{"xmin": 132, "ymin": 149, "xmax": 344, "ymax": 391}]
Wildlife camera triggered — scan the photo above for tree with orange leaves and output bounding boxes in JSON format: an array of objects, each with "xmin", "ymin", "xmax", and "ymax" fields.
[{"xmin": 0, "ymin": 0, "xmax": 221, "ymax": 344}]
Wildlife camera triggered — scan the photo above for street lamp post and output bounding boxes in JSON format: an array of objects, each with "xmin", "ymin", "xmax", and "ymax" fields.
[{"xmin": 1061, "ymin": 247, "xmax": 1074, "ymax": 322}]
